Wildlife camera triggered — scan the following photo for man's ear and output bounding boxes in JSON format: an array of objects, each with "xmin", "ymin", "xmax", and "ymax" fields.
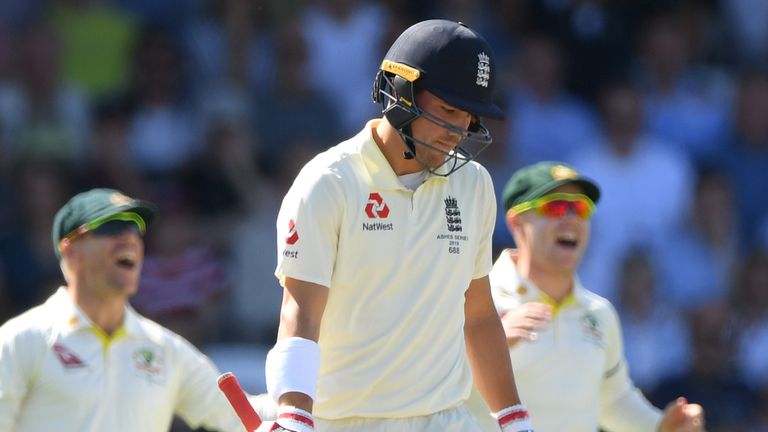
[
  {"xmin": 505, "ymin": 211, "xmax": 521, "ymax": 234},
  {"xmin": 58, "ymin": 238, "xmax": 73, "ymax": 258}
]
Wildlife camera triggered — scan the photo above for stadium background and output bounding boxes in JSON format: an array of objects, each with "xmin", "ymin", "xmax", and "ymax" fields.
[{"xmin": 0, "ymin": 0, "xmax": 766, "ymax": 430}]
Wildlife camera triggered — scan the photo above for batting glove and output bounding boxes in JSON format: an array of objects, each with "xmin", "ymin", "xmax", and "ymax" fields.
[
  {"xmin": 493, "ymin": 404, "xmax": 535, "ymax": 432},
  {"xmin": 255, "ymin": 406, "xmax": 314, "ymax": 432}
]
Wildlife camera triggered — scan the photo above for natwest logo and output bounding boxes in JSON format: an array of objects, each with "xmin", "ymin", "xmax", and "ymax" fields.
[
  {"xmin": 285, "ymin": 219, "xmax": 299, "ymax": 245},
  {"xmin": 364, "ymin": 193, "xmax": 390, "ymax": 219}
]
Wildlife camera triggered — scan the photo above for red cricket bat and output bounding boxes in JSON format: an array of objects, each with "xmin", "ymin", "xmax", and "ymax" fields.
[{"xmin": 218, "ymin": 372, "xmax": 262, "ymax": 431}]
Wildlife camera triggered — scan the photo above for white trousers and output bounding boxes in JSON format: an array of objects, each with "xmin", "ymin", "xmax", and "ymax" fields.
[
  {"xmin": 315, "ymin": 403, "xmax": 486, "ymax": 432},
  {"xmin": 250, "ymin": 390, "xmax": 499, "ymax": 432}
]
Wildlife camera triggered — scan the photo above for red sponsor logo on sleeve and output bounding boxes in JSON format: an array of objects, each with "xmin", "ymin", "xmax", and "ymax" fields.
[{"xmin": 286, "ymin": 219, "xmax": 299, "ymax": 245}]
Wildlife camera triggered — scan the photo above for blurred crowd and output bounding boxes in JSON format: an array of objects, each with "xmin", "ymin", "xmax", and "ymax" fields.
[{"xmin": 0, "ymin": 0, "xmax": 766, "ymax": 430}]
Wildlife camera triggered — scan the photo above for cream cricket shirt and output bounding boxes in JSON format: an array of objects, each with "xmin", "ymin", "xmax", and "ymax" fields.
[
  {"xmin": 0, "ymin": 288, "xmax": 243, "ymax": 432},
  {"xmin": 489, "ymin": 250, "xmax": 662, "ymax": 432},
  {"xmin": 275, "ymin": 120, "xmax": 496, "ymax": 419}
]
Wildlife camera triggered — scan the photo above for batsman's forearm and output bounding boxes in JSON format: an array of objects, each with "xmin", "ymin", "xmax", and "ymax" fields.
[
  {"xmin": 279, "ymin": 391, "xmax": 314, "ymax": 413},
  {"xmin": 465, "ymin": 314, "xmax": 522, "ymax": 411}
]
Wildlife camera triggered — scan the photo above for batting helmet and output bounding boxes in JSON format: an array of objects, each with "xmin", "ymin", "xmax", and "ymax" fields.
[{"xmin": 372, "ymin": 19, "xmax": 503, "ymax": 176}]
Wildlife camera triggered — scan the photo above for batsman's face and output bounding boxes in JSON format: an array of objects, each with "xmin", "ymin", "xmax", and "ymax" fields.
[
  {"xmin": 410, "ymin": 91, "xmax": 472, "ymax": 169},
  {"xmin": 66, "ymin": 227, "xmax": 144, "ymax": 299},
  {"xmin": 512, "ymin": 184, "xmax": 591, "ymax": 275}
]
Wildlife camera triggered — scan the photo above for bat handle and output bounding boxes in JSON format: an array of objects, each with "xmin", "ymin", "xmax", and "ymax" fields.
[{"xmin": 218, "ymin": 372, "xmax": 263, "ymax": 431}]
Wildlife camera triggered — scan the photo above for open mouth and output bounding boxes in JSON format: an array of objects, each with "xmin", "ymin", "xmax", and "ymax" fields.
[
  {"xmin": 114, "ymin": 252, "xmax": 137, "ymax": 270},
  {"xmin": 556, "ymin": 233, "xmax": 579, "ymax": 249}
]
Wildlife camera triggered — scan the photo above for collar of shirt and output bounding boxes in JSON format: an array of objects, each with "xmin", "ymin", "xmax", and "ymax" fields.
[
  {"xmin": 48, "ymin": 287, "xmax": 145, "ymax": 338},
  {"xmin": 491, "ymin": 249, "xmax": 591, "ymax": 313},
  {"xmin": 358, "ymin": 119, "xmax": 448, "ymax": 189}
]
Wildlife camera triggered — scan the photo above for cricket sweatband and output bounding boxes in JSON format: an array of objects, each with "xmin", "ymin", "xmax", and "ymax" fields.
[
  {"xmin": 274, "ymin": 406, "xmax": 315, "ymax": 432},
  {"xmin": 266, "ymin": 337, "xmax": 321, "ymax": 402},
  {"xmin": 493, "ymin": 404, "xmax": 535, "ymax": 432}
]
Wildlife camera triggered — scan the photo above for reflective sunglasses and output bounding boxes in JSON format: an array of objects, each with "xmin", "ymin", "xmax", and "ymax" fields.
[
  {"xmin": 62, "ymin": 212, "xmax": 146, "ymax": 243},
  {"xmin": 509, "ymin": 193, "xmax": 595, "ymax": 219}
]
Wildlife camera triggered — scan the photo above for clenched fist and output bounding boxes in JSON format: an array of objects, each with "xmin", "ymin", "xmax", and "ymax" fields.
[{"xmin": 658, "ymin": 397, "xmax": 705, "ymax": 432}]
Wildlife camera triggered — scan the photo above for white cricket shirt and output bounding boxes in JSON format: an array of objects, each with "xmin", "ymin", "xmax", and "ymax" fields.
[
  {"xmin": 275, "ymin": 120, "xmax": 496, "ymax": 419},
  {"xmin": 489, "ymin": 250, "xmax": 662, "ymax": 432},
  {"xmin": 0, "ymin": 288, "xmax": 244, "ymax": 432}
]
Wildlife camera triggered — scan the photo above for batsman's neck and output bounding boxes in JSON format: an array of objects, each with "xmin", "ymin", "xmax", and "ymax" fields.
[{"xmin": 373, "ymin": 118, "xmax": 424, "ymax": 175}]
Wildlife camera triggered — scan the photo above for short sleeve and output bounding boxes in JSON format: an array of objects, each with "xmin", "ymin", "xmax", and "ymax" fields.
[
  {"xmin": 599, "ymin": 303, "xmax": 661, "ymax": 431},
  {"xmin": 473, "ymin": 166, "xmax": 496, "ymax": 280},
  {"xmin": 275, "ymin": 164, "xmax": 344, "ymax": 288}
]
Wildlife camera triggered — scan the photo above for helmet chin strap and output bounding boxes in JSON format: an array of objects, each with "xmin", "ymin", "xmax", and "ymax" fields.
[{"xmin": 401, "ymin": 124, "xmax": 415, "ymax": 160}]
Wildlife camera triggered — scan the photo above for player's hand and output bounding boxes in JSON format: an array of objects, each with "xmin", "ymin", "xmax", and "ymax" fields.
[
  {"xmin": 493, "ymin": 404, "xmax": 535, "ymax": 432},
  {"xmin": 499, "ymin": 302, "xmax": 551, "ymax": 347},
  {"xmin": 658, "ymin": 397, "xmax": 705, "ymax": 432},
  {"xmin": 255, "ymin": 406, "xmax": 314, "ymax": 432}
]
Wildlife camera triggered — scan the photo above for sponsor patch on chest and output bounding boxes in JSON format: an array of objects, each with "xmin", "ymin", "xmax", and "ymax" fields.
[
  {"xmin": 362, "ymin": 193, "xmax": 394, "ymax": 231},
  {"xmin": 52, "ymin": 343, "xmax": 87, "ymax": 369}
]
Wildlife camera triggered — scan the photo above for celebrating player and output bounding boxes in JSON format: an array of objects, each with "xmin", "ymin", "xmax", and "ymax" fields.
[
  {"xmin": 477, "ymin": 161, "xmax": 705, "ymax": 432},
  {"xmin": 0, "ymin": 188, "xmax": 252, "ymax": 431},
  {"xmin": 260, "ymin": 19, "xmax": 533, "ymax": 432}
]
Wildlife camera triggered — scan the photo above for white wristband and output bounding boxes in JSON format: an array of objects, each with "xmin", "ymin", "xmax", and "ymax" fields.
[
  {"xmin": 492, "ymin": 404, "xmax": 534, "ymax": 432},
  {"xmin": 265, "ymin": 337, "xmax": 321, "ymax": 402},
  {"xmin": 275, "ymin": 406, "xmax": 314, "ymax": 432}
]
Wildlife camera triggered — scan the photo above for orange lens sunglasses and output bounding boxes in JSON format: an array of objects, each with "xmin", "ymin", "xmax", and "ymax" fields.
[{"xmin": 509, "ymin": 193, "xmax": 595, "ymax": 219}]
